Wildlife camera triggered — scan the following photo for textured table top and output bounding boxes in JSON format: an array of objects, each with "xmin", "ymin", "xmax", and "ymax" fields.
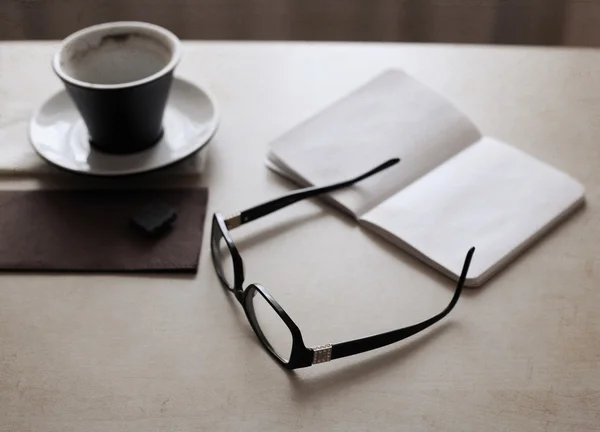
[{"xmin": 0, "ymin": 41, "xmax": 599, "ymax": 432}]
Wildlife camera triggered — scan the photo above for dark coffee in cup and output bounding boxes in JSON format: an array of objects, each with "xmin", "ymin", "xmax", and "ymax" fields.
[{"xmin": 53, "ymin": 22, "xmax": 182, "ymax": 154}]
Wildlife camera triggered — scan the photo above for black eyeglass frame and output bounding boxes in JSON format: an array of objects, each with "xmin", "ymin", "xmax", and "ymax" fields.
[{"xmin": 210, "ymin": 159, "xmax": 475, "ymax": 369}]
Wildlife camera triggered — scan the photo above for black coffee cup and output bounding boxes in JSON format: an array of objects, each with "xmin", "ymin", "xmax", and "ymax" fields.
[{"xmin": 52, "ymin": 21, "xmax": 182, "ymax": 154}]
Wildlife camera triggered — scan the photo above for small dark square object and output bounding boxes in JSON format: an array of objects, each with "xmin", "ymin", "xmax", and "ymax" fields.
[{"xmin": 131, "ymin": 202, "xmax": 178, "ymax": 235}]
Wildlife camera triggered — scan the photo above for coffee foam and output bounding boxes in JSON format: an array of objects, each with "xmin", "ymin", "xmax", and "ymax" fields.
[{"xmin": 62, "ymin": 32, "xmax": 172, "ymax": 85}]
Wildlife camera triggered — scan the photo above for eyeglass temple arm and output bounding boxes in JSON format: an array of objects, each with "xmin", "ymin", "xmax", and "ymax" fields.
[
  {"xmin": 223, "ymin": 158, "xmax": 400, "ymax": 229},
  {"xmin": 327, "ymin": 247, "xmax": 475, "ymax": 361}
]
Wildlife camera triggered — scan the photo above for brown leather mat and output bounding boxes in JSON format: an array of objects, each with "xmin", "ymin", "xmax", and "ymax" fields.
[{"xmin": 0, "ymin": 188, "xmax": 208, "ymax": 272}]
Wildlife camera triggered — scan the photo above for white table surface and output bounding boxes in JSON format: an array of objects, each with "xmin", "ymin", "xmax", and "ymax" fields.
[{"xmin": 0, "ymin": 41, "xmax": 599, "ymax": 432}]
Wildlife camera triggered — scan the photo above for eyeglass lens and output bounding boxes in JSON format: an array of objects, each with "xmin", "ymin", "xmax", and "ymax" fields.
[
  {"xmin": 212, "ymin": 227, "xmax": 236, "ymax": 289},
  {"xmin": 247, "ymin": 288, "xmax": 293, "ymax": 363}
]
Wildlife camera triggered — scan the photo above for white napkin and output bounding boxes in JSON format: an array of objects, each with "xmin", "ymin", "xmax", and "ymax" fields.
[{"xmin": 0, "ymin": 99, "xmax": 48, "ymax": 175}]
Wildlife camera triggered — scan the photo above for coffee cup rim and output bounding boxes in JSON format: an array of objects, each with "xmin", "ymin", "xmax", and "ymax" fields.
[{"xmin": 52, "ymin": 21, "xmax": 182, "ymax": 90}]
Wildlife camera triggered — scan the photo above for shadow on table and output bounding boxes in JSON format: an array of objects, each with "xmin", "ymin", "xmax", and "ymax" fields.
[{"xmin": 285, "ymin": 322, "xmax": 457, "ymax": 401}]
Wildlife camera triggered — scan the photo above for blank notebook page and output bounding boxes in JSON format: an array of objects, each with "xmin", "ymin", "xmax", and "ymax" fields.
[
  {"xmin": 268, "ymin": 69, "xmax": 481, "ymax": 217},
  {"xmin": 360, "ymin": 137, "xmax": 585, "ymax": 286}
]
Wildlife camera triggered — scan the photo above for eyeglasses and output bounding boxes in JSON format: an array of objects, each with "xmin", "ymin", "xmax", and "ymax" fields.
[{"xmin": 210, "ymin": 158, "xmax": 475, "ymax": 369}]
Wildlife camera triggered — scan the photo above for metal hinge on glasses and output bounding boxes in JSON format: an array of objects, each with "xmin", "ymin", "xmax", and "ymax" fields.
[
  {"xmin": 225, "ymin": 212, "xmax": 242, "ymax": 229},
  {"xmin": 311, "ymin": 344, "xmax": 332, "ymax": 364}
]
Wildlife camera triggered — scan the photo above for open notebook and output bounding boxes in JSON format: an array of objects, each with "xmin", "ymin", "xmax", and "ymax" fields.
[{"xmin": 266, "ymin": 69, "xmax": 585, "ymax": 287}]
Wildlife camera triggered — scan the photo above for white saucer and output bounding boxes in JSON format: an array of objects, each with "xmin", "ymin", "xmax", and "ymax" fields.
[{"xmin": 29, "ymin": 77, "xmax": 219, "ymax": 176}]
